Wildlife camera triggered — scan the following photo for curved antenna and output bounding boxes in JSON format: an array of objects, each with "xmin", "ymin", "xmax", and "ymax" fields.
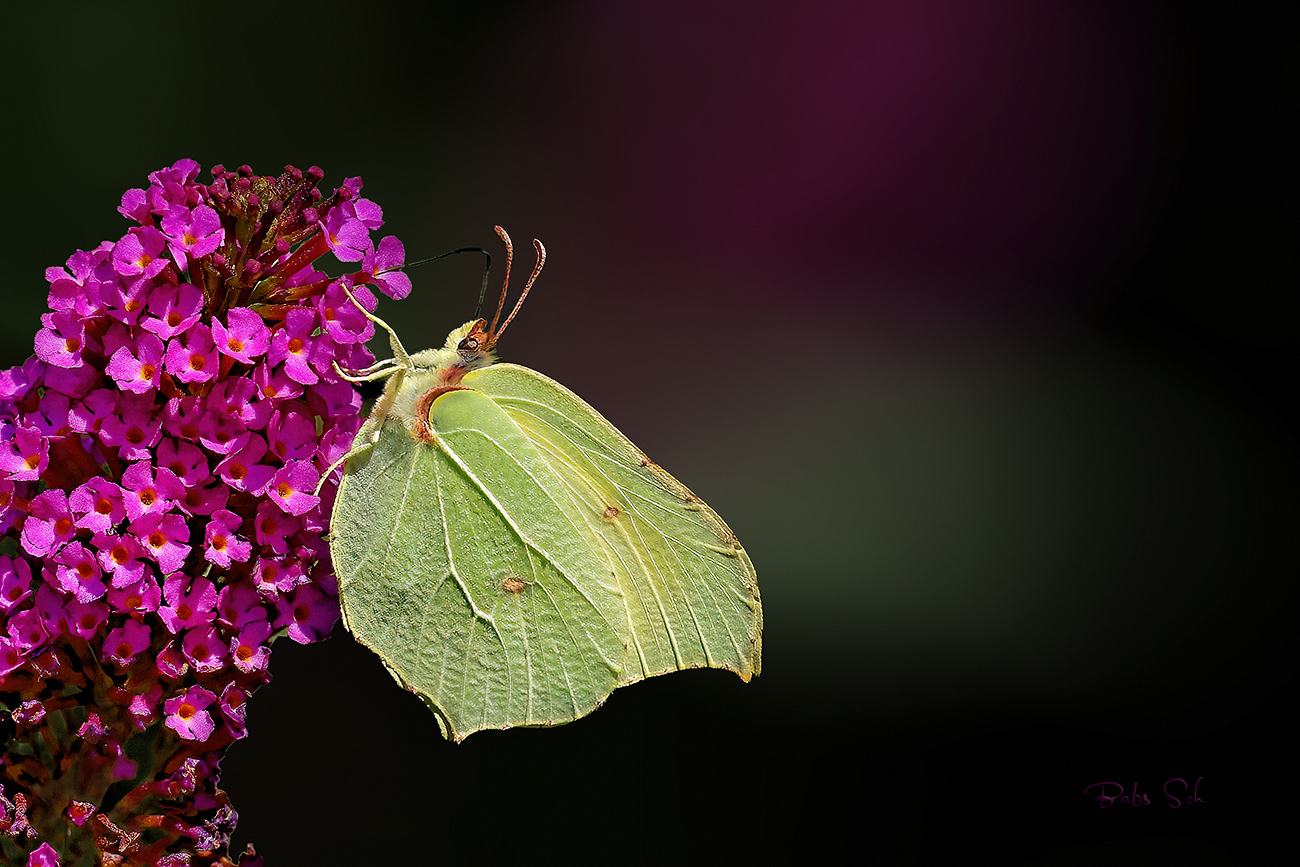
[
  {"xmin": 490, "ymin": 237, "xmax": 546, "ymax": 346},
  {"xmin": 486, "ymin": 226, "xmax": 514, "ymax": 339}
]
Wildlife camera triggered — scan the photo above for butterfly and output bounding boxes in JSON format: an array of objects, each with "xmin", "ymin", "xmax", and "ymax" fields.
[{"xmin": 328, "ymin": 227, "xmax": 761, "ymax": 740}]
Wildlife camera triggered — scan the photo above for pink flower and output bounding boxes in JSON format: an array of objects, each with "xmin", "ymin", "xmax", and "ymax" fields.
[
  {"xmin": 268, "ymin": 461, "xmax": 321, "ymax": 516},
  {"xmin": 52, "ymin": 542, "xmax": 105, "ymax": 603},
  {"xmin": 34, "ymin": 308, "xmax": 91, "ymax": 369},
  {"xmin": 163, "ymin": 322, "xmax": 218, "ymax": 385},
  {"xmin": 112, "ymin": 226, "xmax": 171, "ymax": 279},
  {"xmin": 160, "ymin": 204, "xmax": 224, "ymax": 271},
  {"xmin": 230, "ymin": 620, "xmax": 272, "ymax": 674},
  {"xmin": 361, "ymin": 235, "xmax": 412, "ymax": 299},
  {"xmin": 104, "ymin": 619, "xmax": 152, "ymax": 668},
  {"xmin": 0, "ymin": 424, "xmax": 47, "ymax": 481},
  {"xmin": 157, "ymin": 573, "xmax": 216, "ymax": 634},
  {"xmin": 69, "ymin": 477, "xmax": 127, "ymax": 533},
  {"xmin": 267, "ymin": 308, "xmax": 329, "ymax": 385},
  {"xmin": 106, "ymin": 332, "xmax": 165, "ymax": 394},
  {"xmin": 181, "ymin": 625, "xmax": 226, "ymax": 673},
  {"xmin": 26, "ymin": 841, "xmax": 60, "ymax": 867},
  {"xmin": 214, "ymin": 433, "xmax": 275, "ymax": 496},
  {"xmin": 163, "ymin": 686, "xmax": 218, "ymax": 741},
  {"xmin": 20, "ymin": 490, "xmax": 75, "ymax": 558},
  {"xmin": 274, "ymin": 583, "xmax": 338, "ymax": 644},
  {"xmin": 212, "ymin": 307, "xmax": 271, "ymax": 365},
  {"xmin": 130, "ymin": 512, "xmax": 192, "ymax": 574},
  {"xmin": 141, "ymin": 282, "xmax": 204, "ymax": 340},
  {"xmin": 203, "ymin": 509, "xmax": 251, "ymax": 567}
]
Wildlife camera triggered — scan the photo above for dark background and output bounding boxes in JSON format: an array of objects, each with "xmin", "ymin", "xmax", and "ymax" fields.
[{"xmin": 2, "ymin": 2, "xmax": 1293, "ymax": 863}]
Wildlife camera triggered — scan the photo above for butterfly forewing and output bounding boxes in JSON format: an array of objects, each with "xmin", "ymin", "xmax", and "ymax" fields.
[{"xmin": 466, "ymin": 364, "xmax": 762, "ymax": 684}]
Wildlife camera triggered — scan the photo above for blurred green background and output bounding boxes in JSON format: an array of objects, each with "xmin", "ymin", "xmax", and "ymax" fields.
[{"xmin": 2, "ymin": 2, "xmax": 1292, "ymax": 863}]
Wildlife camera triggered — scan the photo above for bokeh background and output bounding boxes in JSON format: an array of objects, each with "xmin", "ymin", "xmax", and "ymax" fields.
[{"xmin": 2, "ymin": 1, "xmax": 1292, "ymax": 863}]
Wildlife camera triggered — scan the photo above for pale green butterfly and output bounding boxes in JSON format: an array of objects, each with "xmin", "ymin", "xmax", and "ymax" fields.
[{"xmin": 327, "ymin": 227, "xmax": 762, "ymax": 741}]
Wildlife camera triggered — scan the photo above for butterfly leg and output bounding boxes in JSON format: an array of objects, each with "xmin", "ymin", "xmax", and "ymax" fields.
[{"xmin": 339, "ymin": 283, "xmax": 414, "ymax": 371}]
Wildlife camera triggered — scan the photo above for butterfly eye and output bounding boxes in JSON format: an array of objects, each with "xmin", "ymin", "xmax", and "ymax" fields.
[{"xmin": 458, "ymin": 336, "xmax": 480, "ymax": 353}]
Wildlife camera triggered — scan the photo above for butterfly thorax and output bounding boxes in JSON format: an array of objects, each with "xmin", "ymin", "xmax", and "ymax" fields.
[{"xmin": 387, "ymin": 320, "xmax": 498, "ymax": 443}]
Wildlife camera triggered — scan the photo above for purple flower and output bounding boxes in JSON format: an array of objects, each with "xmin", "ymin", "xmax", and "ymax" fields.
[
  {"xmin": 156, "ymin": 437, "xmax": 209, "ymax": 487},
  {"xmin": 7, "ymin": 608, "xmax": 49, "ymax": 653},
  {"xmin": 65, "ymin": 598, "xmax": 108, "ymax": 639},
  {"xmin": 182, "ymin": 625, "xmax": 226, "ymax": 673},
  {"xmin": 104, "ymin": 619, "xmax": 152, "ymax": 668},
  {"xmin": 212, "ymin": 307, "xmax": 271, "ymax": 365},
  {"xmin": 93, "ymin": 532, "xmax": 149, "ymax": 588},
  {"xmin": 317, "ymin": 280, "xmax": 376, "ymax": 343},
  {"xmin": 20, "ymin": 490, "xmax": 75, "ymax": 558},
  {"xmin": 2, "ymin": 160, "xmax": 411, "ymax": 855},
  {"xmin": 219, "ymin": 682, "xmax": 249, "ymax": 739},
  {"xmin": 106, "ymin": 572, "xmax": 162, "ymax": 615},
  {"xmin": 0, "ymin": 637, "xmax": 26, "ymax": 675},
  {"xmin": 98, "ymin": 391, "xmax": 164, "ymax": 460},
  {"xmin": 217, "ymin": 583, "xmax": 266, "ymax": 629},
  {"xmin": 160, "ymin": 204, "xmax": 224, "ymax": 271},
  {"xmin": 319, "ymin": 205, "xmax": 371, "ymax": 262},
  {"xmin": 0, "ymin": 556, "xmax": 35, "ymax": 613},
  {"xmin": 157, "ymin": 574, "xmax": 216, "ymax": 634},
  {"xmin": 203, "ymin": 509, "xmax": 251, "ymax": 567},
  {"xmin": 268, "ymin": 460, "xmax": 321, "ymax": 516},
  {"xmin": 267, "ymin": 408, "xmax": 317, "ymax": 462},
  {"xmin": 129, "ymin": 512, "xmax": 192, "ymax": 574},
  {"xmin": 141, "ymin": 282, "xmax": 204, "ymax": 340},
  {"xmin": 121, "ymin": 461, "xmax": 186, "ymax": 521},
  {"xmin": 267, "ymin": 308, "xmax": 329, "ymax": 385},
  {"xmin": 214, "ymin": 433, "xmax": 275, "ymax": 495},
  {"xmin": 0, "ymin": 424, "xmax": 47, "ymax": 481},
  {"xmin": 361, "ymin": 235, "xmax": 412, "ymax": 299},
  {"xmin": 106, "ymin": 332, "xmax": 165, "ymax": 394},
  {"xmin": 163, "ymin": 686, "xmax": 218, "ymax": 742},
  {"xmin": 274, "ymin": 583, "xmax": 338, "ymax": 644},
  {"xmin": 34, "ymin": 308, "xmax": 91, "ymax": 369},
  {"xmin": 112, "ymin": 226, "xmax": 171, "ymax": 279},
  {"xmin": 164, "ymin": 322, "xmax": 218, "ymax": 385},
  {"xmin": 69, "ymin": 477, "xmax": 127, "ymax": 533},
  {"xmin": 26, "ymin": 841, "xmax": 59, "ymax": 867},
  {"xmin": 52, "ymin": 542, "xmax": 105, "ymax": 603}
]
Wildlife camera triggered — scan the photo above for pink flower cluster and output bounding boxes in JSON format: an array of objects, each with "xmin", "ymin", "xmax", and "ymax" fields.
[{"xmin": 0, "ymin": 159, "xmax": 408, "ymax": 865}]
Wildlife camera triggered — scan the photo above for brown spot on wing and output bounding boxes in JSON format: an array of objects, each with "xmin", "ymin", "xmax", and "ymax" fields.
[
  {"xmin": 501, "ymin": 575, "xmax": 530, "ymax": 594},
  {"xmin": 602, "ymin": 505, "xmax": 621, "ymax": 520}
]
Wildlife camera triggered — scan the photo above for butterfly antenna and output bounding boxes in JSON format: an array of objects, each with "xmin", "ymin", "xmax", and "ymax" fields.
[
  {"xmin": 486, "ymin": 226, "xmax": 514, "ymax": 338},
  {"xmin": 492, "ymin": 237, "xmax": 546, "ymax": 345},
  {"xmin": 401, "ymin": 246, "xmax": 494, "ymax": 319}
]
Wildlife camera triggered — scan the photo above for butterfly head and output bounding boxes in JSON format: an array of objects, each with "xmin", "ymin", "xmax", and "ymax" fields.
[{"xmin": 411, "ymin": 227, "xmax": 546, "ymax": 387}]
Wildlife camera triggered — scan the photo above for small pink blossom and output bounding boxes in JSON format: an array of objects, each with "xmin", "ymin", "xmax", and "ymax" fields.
[
  {"xmin": 268, "ymin": 460, "xmax": 321, "ymax": 516},
  {"xmin": 141, "ymin": 282, "xmax": 204, "ymax": 340},
  {"xmin": 164, "ymin": 322, "xmax": 218, "ymax": 385},
  {"xmin": 203, "ymin": 509, "xmax": 251, "ymax": 567},
  {"xmin": 106, "ymin": 332, "xmax": 165, "ymax": 394},
  {"xmin": 130, "ymin": 512, "xmax": 192, "ymax": 574},
  {"xmin": 112, "ymin": 226, "xmax": 171, "ymax": 279},
  {"xmin": 212, "ymin": 307, "xmax": 271, "ymax": 365},
  {"xmin": 157, "ymin": 574, "xmax": 216, "ymax": 634},
  {"xmin": 274, "ymin": 583, "xmax": 338, "ymax": 644},
  {"xmin": 104, "ymin": 619, "xmax": 152, "ymax": 668},
  {"xmin": 160, "ymin": 204, "xmax": 224, "ymax": 271},
  {"xmin": 163, "ymin": 686, "xmax": 218, "ymax": 741}
]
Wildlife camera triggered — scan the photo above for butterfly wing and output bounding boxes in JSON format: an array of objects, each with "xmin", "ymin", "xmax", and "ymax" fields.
[
  {"xmin": 465, "ymin": 363, "xmax": 762, "ymax": 686},
  {"xmin": 331, "ymin": 384, "xmax": 629, "ymax": 741},
  {"xmin": 331, "ymin": 362, "xmax": 761, "ymax": 741}
]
